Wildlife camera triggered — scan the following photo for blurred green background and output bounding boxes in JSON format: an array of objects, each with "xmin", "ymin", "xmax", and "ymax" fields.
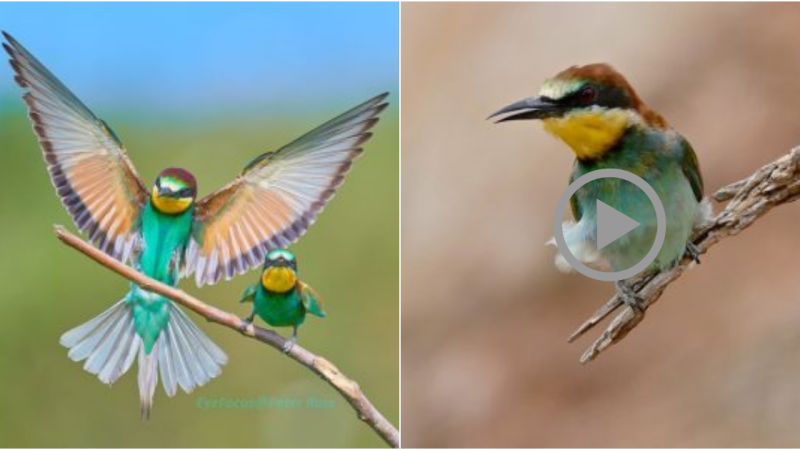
[{"xmin": 0, "ymin": 3, "xmax": 398, "ymax": 448}]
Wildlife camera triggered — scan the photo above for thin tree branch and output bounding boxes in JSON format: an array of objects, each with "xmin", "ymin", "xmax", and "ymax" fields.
[
  {"xmin": 568, "ymin": 147, "xmax": 800, "ymax": 364},
  {"xmin": 54, "ymin": 226, "xmax": 399, "ymax": 448}
]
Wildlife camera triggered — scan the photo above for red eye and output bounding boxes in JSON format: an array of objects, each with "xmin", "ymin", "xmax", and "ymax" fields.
[{"xmin": 579, "ymin": 86, "xmax": 596, "ymax": 103}]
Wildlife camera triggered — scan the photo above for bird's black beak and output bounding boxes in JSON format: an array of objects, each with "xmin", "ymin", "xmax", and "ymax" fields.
[
  {"xmin": 158, "ymin": 187, "xmax": 173, "ymax": 197},
  {"xmin": 488, "ymin": 96, "xmax": 565, "ymax": 123}
]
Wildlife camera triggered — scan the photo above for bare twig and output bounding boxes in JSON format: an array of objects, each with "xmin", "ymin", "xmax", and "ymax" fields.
[
  {"xmin": 569, "ymin": 147, "xmax": 800, "ymax": 364},
  {"xmin": 55, "ymin": 226, "xmax": 399, "ymax": 448}
]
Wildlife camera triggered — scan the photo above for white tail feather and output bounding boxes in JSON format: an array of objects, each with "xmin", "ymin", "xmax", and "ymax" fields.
[
  {"xmin": 138, "ymin": 342, "xmax": 159, "ymax": 419},
  {"xmin": 61, "ymin": 300, "xmax": 140, "ymax": 384},
  {"xmin": 61, "ymin": 300, "xmax": 227, "ymax": 418}
]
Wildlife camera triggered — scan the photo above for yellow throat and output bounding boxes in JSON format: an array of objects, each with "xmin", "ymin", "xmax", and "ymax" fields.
[
  {"xmin": 262, "ymin": 267, "xmax": 297, "ymax": 293},
  {"xmin": 542, "ymin": 109, "xmax": 630, "ymax": 160},
  {"xmin": 151, "ymin": 187, "xmax": 193, "ymax": 215}
]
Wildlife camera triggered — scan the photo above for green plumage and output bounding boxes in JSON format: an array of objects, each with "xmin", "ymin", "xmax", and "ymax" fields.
[
  {"xmin": 126, "ymin": 200, "xmax": 194, "ymax": 353},
  {"xmin": 241, "ymin": 250, "xmax": 325, "ymax": 340},
  {"xmin": 491, "ymin": 62, "xmax": 706, "ymax": 315},
  {"xmin": 570, "ymin": 125, "xmax": 703, "ymax": 271},
  {"xmin": 242, "ymin": 281, "xmax": 326, "ymax": 327}
]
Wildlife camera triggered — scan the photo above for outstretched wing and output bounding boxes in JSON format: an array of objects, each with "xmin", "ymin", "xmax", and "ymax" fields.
[
  {"xmin": 185, "ymin": 93, "xmax": 389, "ymax": 286},
  {"xmin": 3, "ymin": 32, "xmax": 148, "ymax": 262}
]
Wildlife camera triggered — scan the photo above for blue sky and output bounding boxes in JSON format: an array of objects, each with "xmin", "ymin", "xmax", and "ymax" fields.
[{"xmin": 0, "ymin": 2, "xmax": 398, "ymax": 116}]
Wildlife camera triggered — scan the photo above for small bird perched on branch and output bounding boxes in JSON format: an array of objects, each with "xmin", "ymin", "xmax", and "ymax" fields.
[
  {"xmin": 490, "ymin": 63, "xmax": 707, "ymax": 311},
  {"xmin": 3, "ymin": 31, "xmax": 388, "ymax": 416},
  {"xmin": 240, "ymin": 249, "xmax": 325, "ymax": 352}
]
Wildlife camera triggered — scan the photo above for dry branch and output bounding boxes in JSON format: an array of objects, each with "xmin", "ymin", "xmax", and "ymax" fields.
[
  {"xmin": 55, "ymin": 226, "xmax": 399, "ymax": 448},
  {"xmin": 569, "ymin": 147, "xmax": 800, "ymax": 363}
]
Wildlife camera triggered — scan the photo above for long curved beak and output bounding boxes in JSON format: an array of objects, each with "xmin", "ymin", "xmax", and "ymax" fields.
[{"xmin": 488, "ymin": 96, "xmax": 565, "ymax": 123}]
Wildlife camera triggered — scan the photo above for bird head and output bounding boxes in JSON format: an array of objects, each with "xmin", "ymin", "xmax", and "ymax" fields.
[
  {"xmin": 151, "ymin": 168, "xmax": 197, "ymax": 215},
  {"xmin": 261, "ymin": 249, "xmax": 298, "ymax": 293},
  {"xmin": 490, "ymin": 63, "xmax": 667, "ymax": 161}
]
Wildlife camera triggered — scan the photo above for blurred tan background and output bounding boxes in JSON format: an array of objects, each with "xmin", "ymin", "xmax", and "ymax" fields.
[{"xmin": 402, "ymin": 2, "xmax": 800, "ymax": 447}]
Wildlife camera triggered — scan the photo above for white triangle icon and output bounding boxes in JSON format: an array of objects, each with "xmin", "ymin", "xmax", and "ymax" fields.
[{"xmin": 596, "ymin": 200, "xmax": 640, "ymax": 250}]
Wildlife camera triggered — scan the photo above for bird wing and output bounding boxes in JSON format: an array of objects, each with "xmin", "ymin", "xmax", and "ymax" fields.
[
  {"xmin": 568, "ymin": 163, "xmax": 583, "ymax": 221},
  {"xmin": 679, "ymin": 137, "xmax": 704, "ymax": 202},
  {"xmin": 239, "ymin": 283, "xmax": 258, "ymax": 304},
  {"xmin": 184, "ymin": 93, "xmax": 389, "ymax": 286},
  {"xmin": 298, "ymin": 281, "xmax": 325, "ymax": 318},
  {"xmin": 3, "ymin": 32, "xmax": 148, "ymax": 263}
]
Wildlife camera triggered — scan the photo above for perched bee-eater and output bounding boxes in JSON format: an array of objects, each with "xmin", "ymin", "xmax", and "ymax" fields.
[
  {"xmin": 240, "ymin": 249, "xmax": 325, "ymax": 351},
  {"xmin": 3, "ymin": 32, "xmax": 387, "ymax": 416},
  {"xmin": 490, "ymin": 63, "xmax": 706, "ymax": 310}
]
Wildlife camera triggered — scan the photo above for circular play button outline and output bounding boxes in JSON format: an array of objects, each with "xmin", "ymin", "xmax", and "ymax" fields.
[{"xmin": 552, "ymin": 169, "xmax": 666, "ymax": 282}]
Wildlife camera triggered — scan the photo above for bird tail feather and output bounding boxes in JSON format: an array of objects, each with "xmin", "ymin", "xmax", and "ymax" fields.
[
  {"xmin": 546, "ymin": 219, "xmax": 606, "ymax": 273},
  {"xmin": 60, "ymin": 299, "xmax": 140, "ymax": 386},
  {"xmin": 138, "ymin": 341, "xmax": 158, "ymax": 419},
  {"xmin": 61, "ymin": 299, "xmax": 227, "ymax": 418}
]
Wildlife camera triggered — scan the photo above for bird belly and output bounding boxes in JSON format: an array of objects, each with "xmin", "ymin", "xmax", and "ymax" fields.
[
  {"xmin": 558, "ymin": 169, "xmax": 700, "ymax": 274},
  {"xmin": 254, "ymin": 291, "xmax": 305, "ymax": 328},
  {"xmin": 595, "ymin": 174, "xmax": 698, "ymax": 272},
  {"xmin": 138, "ymin": 201, "xmax": 193, "ymax": 285}
]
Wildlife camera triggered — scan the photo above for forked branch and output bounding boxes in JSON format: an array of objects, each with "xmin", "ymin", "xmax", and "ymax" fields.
[
  {"xmin": 55, "ymin": 226, "xmax": 399, "ymax": 448},
  {"xmin": 569, "ymin": 147, "xmax": 800, "ymax": 363}
]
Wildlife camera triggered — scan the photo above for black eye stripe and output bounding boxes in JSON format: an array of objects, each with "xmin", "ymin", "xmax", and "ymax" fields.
[
  {"xmin": 154, "ymin": 182, "xmax": 193, "ymax": 198},
  {"xmin": 558, "ymin": 86, "xmax": 597, "ymax": 106},
  {"xmin": 557, "ymin": 84, "xmax": 633, "ymax": 110}
]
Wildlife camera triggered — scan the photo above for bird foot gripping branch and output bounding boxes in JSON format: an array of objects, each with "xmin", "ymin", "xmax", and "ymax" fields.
[{"xmin": 568, "ymin": 147, "xmax": 800, "ymax": 363}]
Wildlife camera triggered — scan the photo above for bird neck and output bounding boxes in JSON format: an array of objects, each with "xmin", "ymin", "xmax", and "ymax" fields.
[
  {"xmin": 543, "ymin": 106, "xmax": 667, "ymax": 162},
  {"xmin": 261, "ymin": 267, "xmax": 297, "ymax": 294},
  {"xmin": 140, "ymin": 202, "xmax": 194, "ymax": 284},
  {"xmin": 543, "ymin": 108, "xmax": 631, "ymax": 161}
]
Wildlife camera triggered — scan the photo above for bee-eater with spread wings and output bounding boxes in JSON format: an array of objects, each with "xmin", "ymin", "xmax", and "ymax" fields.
[{"xmin": 3, "ymin": 31, "xmax": 388, "ymax": 416}]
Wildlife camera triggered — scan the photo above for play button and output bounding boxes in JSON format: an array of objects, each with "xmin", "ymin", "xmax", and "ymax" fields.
[
  {"xmin": 552, "ymin": 169, "xmax": 666, "ymax": 282},
  {"xmin": 596, "ymin": 200, "xmax": 640, "ymax": 250}
]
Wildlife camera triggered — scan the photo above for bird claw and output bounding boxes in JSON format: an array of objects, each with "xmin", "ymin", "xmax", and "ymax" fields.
[
  {"xmin": 685, "ymin": 243, "xmax": 701, "ymax": 264},
  {"xmin": 615, "ymin": 281, "xmax": 645, "ymax": 316},
  {"xmin": 282, "ymin": 326, "xmax": 299, "ymax": 353},
  {"xmin": 282, "ymin": 338, "xmax": 296, "ymax": 354},
  {"xmin": 239, "ymin": 316, "xmax": 254, "ymax": 333}
]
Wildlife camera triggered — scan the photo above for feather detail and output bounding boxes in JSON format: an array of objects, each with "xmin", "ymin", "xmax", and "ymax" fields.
[
  {"xmin": 3, "ymin": 32, "xmax": 147, "ymax": 263},
  {"xmin": 184, "ymin": 93, "xmax": 390, "ymax": 286}
]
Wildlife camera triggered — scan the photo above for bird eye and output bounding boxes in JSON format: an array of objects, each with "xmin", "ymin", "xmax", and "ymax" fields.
[{"xmin": 578, "ymin": 86, "xmax": 596, "ymax": 104}]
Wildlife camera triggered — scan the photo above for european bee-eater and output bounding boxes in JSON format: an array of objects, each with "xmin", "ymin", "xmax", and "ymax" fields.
[
  {"xmin": 3, "ymin": 32, "xmax": 387, "ymax": 416},
  {"xmin": 491, "ymin": 63, "xmax": 706, "ymax": 310},
  {"xmin": 240, "ymin": 249, "xmax": 325, "ymax": 351}
]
